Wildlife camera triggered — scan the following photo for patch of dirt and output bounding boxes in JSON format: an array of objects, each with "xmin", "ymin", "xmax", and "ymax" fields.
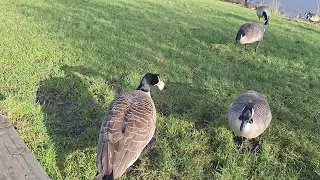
[
  {"xmin": 194, "ymin": 119, "xmax": 205, "ymax": 130},
  {"xmin": 32, "ymin": 58, "xmax": 40, "ymax": 63},
  {"xmin": 44, "ymin": 72, "xmax": 52, "ymax": 78}
]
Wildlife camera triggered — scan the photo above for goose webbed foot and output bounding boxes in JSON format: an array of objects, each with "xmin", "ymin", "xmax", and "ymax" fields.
[
  {"xmin": 234, "ymin": 136, "xmax": 250, "ymax": 152},
  {"xmin": 250, "ymin": 142, "xmax": 262, "ymax": 155},
  {"xmin": 249, "ymin": 138, "xmax": 262, "ymax": 155},
  {"xmin": 233, "ymin": 134, "xmax": 245, "ymax": 148}
]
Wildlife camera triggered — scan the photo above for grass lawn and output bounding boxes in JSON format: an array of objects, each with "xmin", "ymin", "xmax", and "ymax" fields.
[{"xmin": 0, "ymin": 0, "xmax": 319, "ymax": 179}]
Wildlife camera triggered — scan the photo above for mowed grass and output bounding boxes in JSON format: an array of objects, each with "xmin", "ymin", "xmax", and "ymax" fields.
[{"xmin": 0, "ymin": 0, "xmax": 319, "ymax": 179}]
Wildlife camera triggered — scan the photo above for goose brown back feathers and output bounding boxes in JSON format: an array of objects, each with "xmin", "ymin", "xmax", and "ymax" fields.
[
  {"xmin": 96, "ymin": 90, "xmax": 156, "ymax": 179},
  {"xmin": 236, "ymin": 23, "xmax": 265, "ymax": 44}
]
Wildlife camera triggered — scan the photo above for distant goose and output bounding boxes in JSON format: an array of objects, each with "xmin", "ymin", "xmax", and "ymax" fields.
[
  {"xmin": 244, "ymin": 0, "xmax": 257, "ymax": 10},
  {"xmin": 256, "ymin": 6, "xmax": 271, "ymax": 25},
  {"xmin": 95, "ymin": 73, "xmax": 165, "ymax": 180},
  {"xmin": 235, "ymin": 22, "xmax": 266, "ymax": 51},
  {"xmin": 228, "ymin": 91, "xmax": 272, "ymax": 152},
  {"xmin": 305, "ymin": 12, "xmax": 320, "ymax": 23}
]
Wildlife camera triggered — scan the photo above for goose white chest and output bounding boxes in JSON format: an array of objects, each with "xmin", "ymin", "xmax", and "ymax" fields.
[
  {"xmin": 228, "ymin": 108, "xmax": 257, "ymax": 138},
  {"xmin": 228, "ymin": 117, "xmax": 254, "ymax": 137}
]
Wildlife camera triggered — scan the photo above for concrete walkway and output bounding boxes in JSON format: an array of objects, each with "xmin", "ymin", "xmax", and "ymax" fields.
[{"xmin": 0, "ymin": 114, "xmax": 50, "ymax": 180}]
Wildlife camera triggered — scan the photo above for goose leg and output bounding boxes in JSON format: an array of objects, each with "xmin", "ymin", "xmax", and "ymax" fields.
[
  {"xmin": 146, "ymin": 136, "xmax": 156, "ymax": 149},
  {"xmin": 255, "ymin": 41, "xmax": 261, "ymax": 52},
  {"xmin": 232, "ymin": 132, "xmax": 244, "ymax": 148},
  {"xmin": 244, "ymin": 44, "xmax": 248, "ymax": 51}
]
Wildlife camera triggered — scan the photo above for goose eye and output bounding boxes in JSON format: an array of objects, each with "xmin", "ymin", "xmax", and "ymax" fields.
[{"xmin": 249, "ymin": 118, "xmax": 253, "ymax": 124}]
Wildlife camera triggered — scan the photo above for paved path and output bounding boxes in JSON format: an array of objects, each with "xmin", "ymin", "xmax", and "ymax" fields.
[{"xmin": 0, "ymin": 114, "xmax": 50, "ymax": 180}]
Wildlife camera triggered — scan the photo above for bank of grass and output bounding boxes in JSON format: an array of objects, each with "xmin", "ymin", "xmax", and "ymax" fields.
[
  {"xmin": 0, "ymin": 0, "xmax": 319, "ymax": 179},
  {"xmin": 221, "ymin": 0, "xmax": 243, "ymax": 4}
]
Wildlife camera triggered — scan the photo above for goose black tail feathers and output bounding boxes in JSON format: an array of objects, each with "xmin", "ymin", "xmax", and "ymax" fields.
[
  {"xmin": 95, "ymin": 171, "xmax": 114, "ymax": 180},
  {"xmin": 103, "ymin": 171, "xmax": 114, "ymax": 180}
]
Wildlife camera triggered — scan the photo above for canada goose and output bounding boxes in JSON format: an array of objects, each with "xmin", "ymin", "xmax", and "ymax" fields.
[
  {"xmin": 95, "ymin": 73, "xmax": 165, "ymax": 180},
  {"xmin": 305, "ymin": 12, "xmax": 320, "ymax": 23},
  {"xmin": 228, "ymin": 91, "xmax": 272, "ymax": 152},
  {"xmin": 235, "ymin": 22, "xmax": 266, "ymax": 51},
  {"xmin": 244, "ymin": 0, "xmax": 257, "ymax": 10},
  {"xmin": 256, "ymin": 6, "xmax": 271, "ymax": 25}
]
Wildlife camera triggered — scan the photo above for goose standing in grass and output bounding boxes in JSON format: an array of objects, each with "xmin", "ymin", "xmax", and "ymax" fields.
[
  {"xmin": 244, "ymin": 0, "xmax": 257, "ymax": 10},
  {"xmin": 256, "ymin": 6, "xmax": 271, "ymax": 25},
  {"xmin": 228, "ymin": 91, "xmax": 272, "ymax": 153},
  {"xmin": 235, "ymin": 22, "xmax": 266, "ymax": 51},
  {"xmin": 95, "ymin": 73, "xmax": 165, "ymax": 180},
  {"xmin": 305, "ymin": 12, "xmax": 320, "ymax": 23}
]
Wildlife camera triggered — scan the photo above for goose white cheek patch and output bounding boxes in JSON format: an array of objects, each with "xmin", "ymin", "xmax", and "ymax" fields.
[{"xmin": 156, "ymin": 81, "xmax": 165, "ymax": 90}]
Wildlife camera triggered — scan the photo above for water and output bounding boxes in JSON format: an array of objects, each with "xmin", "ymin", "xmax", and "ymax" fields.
[{"xmin": 247, "ymin": 0, "xmax": 319, "ymax": 17}]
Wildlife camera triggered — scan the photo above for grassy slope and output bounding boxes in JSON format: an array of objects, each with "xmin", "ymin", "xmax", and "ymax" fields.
[{"xmin": 0, "ymin": 0, "xmax": 319, "ymax": 179}]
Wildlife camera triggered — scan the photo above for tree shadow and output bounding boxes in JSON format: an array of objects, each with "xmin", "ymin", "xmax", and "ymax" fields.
[
  {"xmin": 16, "ymin": 0, "xmax": 236, "ymax": 59},
  {"xmin": 35, "ymin": 65, "xmax": 106, "ymax": 174}
]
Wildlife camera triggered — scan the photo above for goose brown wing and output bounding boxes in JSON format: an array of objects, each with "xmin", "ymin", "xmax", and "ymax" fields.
[
  {"xmin": 250, "ymin": 92, "xmax": 272, "ymax": 128},
  {"xmin": 97, "ymin": 91, "xmax": 156, "ymax": 179}
]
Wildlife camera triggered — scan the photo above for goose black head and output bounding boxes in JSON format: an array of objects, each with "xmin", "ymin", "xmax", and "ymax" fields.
[
  {"xmin": 262, "ymin": 12, "xmax": 269, "ymax": 25},
  {"xmin": 235, "ymin": 29, "xmax": 245, "ymax": 44},
  {"xmin": 137, "ymin": 73, "xmax": 165, "ymax": 92},
  {"xmin": 305, "ymin": 12, "xmax": 311, "ymax": 20},
  {"xmin": 239, "ymin": 103, "xmax": 254, "ymax": 132}
]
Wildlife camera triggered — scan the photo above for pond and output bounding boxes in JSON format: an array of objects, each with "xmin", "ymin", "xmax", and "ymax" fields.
[{"xmin": 247, "ymin": 0, "xmax": 319, "ymax": 17}]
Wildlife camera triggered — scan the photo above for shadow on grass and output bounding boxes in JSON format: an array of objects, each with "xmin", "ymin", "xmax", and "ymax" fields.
[
  {"xmin": 36, "ymin": 65, "xmax": 105, "ymax": 174},
  {"xmin": 152, "ymin": 81, "xmax": 226, "ymax": 130},
  {"xmin": 0, "ymin": 93, "xmax": 5, "ymax": 101}
]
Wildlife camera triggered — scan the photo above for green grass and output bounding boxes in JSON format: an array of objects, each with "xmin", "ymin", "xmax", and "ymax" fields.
[{"xmin": 0, "ymin": 0, "xmax": 319, "ymax": 179}]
